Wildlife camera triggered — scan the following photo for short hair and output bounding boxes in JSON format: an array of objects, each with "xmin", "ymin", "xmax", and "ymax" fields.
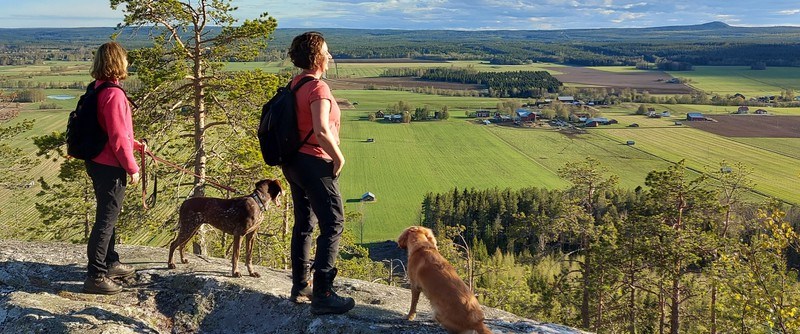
[
  {"xmin": 288, "ymin": 31, "xmax": 327, "ymax": 70},
  {"xmin": 91, "ymin": 41, "xmax": 128, "ymax": 81}
]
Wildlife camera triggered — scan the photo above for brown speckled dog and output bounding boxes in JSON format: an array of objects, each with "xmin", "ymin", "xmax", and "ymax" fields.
[
  {"xmin": 167, "ymin": 179, "xmax": 282, "ymax": 278},
  {"xmin": 398, "ymin": 226, "xmax": 492, "ymax": 334}
]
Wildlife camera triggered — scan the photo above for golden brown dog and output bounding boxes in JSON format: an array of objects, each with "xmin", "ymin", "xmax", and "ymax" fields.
[
  {"xmin": 398, "ymin": 226, "xmax": 491, "ymax": 334},
  {"xmin": 167, "ymin": 179, "xmax": 282, "ymax": 278}
]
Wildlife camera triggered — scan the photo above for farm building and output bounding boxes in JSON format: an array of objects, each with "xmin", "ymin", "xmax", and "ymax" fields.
[
  {"xmin": 557, "ymin": 96, "xmax": 575, "ymax": 103},
  {"xmin": 515, "ymin": 109, "xmax": 538, "ymax": 122},
  {"xmin": 584, "ymin": 117, "xmax": 609, "ymax": 127},
  {"xmin": 686, "ymin": 112, "xmax": 706, "ymax": 121},
  {"xmin": 375, "ymin": 110, "xmax": 384, "ymax": 118},
  {"xmin": 755, "ymin": 109, "xmax": 768, "ymax": 114},
  {"xmin": 383, "ymin": 114, "xmax": 403, "ymax": 123},
  {"xmin": 475, "ymin": 110, "xmax": 491, "ymax": 118},
  {"xmin": 736, "ymin": 106, "xmax": 749, "ymax": 114},
  {"xmin": 361, "ymin": 192, "xmax": 376, "ymax": 202},
  {"xmin": 570, "ymin": 113, "xmax": 590, "ymax": 122}
]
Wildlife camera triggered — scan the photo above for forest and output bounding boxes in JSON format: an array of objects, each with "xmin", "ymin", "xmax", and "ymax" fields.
[
  {"xmin": 420, "ymin": 158, "xmax": 800, "ymax": 333},
  {"xmin": 380, "ymin": 67, "xmax": 562, "ymax": 98},
  {"xmin": 3, "ymin": 22, "xmax": 800, "ymax": 67}
]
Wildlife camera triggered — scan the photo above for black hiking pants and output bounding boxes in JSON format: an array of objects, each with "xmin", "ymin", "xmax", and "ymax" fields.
[
  {"xmin": 85, "ymin": 160, "xmax": 127, "ymax": 278},
  {"xmin": 282, "ymin": 153, "xmax": 345, "ymax": 275}
]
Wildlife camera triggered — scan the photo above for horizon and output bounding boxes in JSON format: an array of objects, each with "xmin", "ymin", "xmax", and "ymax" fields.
[
  {"xmin": 0, "ymin": 21, "xmax": 799, "ymax": 33},
  {"xmin": 0, "ymin": 0, "xmax": 798, "ymax": 30}
]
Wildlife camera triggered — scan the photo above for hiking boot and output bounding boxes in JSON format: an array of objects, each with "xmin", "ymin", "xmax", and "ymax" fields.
[
  {"xmin": 83, "ymin": 276, "xmax": 122, "ymax": 295},
  {"xmin": 107, "ymin": 262, "xmax": 135, "ymax": 279},
  {"xmin": 311, "ymin": 268, "xmax": 355, "ymax": 315},
  {"xmin": 290, "ymin": 263, "xmax": 313, "ymax": 303}
]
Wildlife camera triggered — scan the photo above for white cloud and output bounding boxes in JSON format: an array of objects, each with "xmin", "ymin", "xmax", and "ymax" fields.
[
  {"xmin": 611, "ymin": 12, "xmax": 645, "ymax": 23},
  {"xmin": 777, "ymin": 9, "xmax": 800, "ymax": 15}
]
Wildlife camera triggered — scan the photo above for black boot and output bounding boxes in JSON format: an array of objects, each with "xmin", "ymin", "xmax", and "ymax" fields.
[
  {"xmin": 290, "ymin": 263, "xmax": 313, "ymax": 303},
  {"xmin": 83, "ymin": 275, "xmax": 122, "ymax": 295},
  {"xmin": 311, "ymin": 268, "xmax": 355, "ymax": 315}
]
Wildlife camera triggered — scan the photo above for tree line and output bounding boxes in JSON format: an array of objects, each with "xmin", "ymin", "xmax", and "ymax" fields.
[
  {"xmin": 381, "ymin": 67, "xmax": 562, "ymax": 98},
  {"xmin": 420, "ymin": 158, "xmax": 800, "ymax": 333}
]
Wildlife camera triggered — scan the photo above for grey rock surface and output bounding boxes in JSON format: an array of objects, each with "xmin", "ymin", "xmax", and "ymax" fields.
[{"xmin": 0, "ymin": 239, "xmax": 588, "ymax": 334}]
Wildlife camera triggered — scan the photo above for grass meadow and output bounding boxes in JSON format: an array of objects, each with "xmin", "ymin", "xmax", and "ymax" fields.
[
  {"xmin": 669, "ymin": 66, "xmax": 800, "ymax": 97},
  {"xmin": 2, "ymin": 61, "xmax": 800, "ymax": 242}
]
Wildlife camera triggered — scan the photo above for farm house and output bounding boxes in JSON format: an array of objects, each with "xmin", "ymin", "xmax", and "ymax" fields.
[
  {"xmin": 686, "ymin": 112, "xmax": 706, "ymax": 121},
  {"xmin": 515, "ymin": 109, "xmax": 538, "ymax": 122},
  {"xmin": 361, "ymin": 192, "xmax": 376, "ymax": 202}
]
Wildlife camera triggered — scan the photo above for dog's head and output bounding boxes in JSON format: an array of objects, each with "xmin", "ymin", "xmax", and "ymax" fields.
[
  {"xmin": 255, "ymin": 179, "xmax": 283, "ymax": 208},
  {"xmin": 397, "ymin": 226, "xmax": 437, "ymax": 250}
]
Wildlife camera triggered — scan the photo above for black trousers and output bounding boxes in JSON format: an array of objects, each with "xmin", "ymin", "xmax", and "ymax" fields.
[
  {"xmin": 85, "ymin": 160, "xmax": 127, "ymax": 278},
  {"xmin": 281, "ymin": 153, "xmax": 345, "ymax": 274}
]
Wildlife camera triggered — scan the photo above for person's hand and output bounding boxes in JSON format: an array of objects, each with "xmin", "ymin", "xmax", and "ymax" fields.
[
  {"xmin": 130, "ymin": 172, "xmax": 140, "ymax": 185},
  {"xmin": 333, "ymin": 157, "xmax": 345, "ymax": 178}
]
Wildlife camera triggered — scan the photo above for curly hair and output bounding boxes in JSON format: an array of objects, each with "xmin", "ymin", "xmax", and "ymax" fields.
[
  {"xmin": 91, "ymin": 41, "xmax": 128, "ymax": 81},
  {"xmin": 288, "ymin": 31, "xmax": 327, "ymax": 70}
]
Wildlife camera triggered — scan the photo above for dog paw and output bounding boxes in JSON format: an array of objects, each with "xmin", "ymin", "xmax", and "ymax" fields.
[
  {"xmin": 406, "ymin": 313, "xmax": 416, "ymax": 321},
  {"xmin": 168, "ymin": 263, "xmax": 176, "ymax": 269},
  {"xmin": 249, "ymin": 272, "xmax": 261, "ymax": 278},
  {"xmin": 232, "ymin": 272, "xmax": 242, "ymax": 278},
  {"xmin": 181, "ymin": 259, "xmax": 189, "ymax": 264}
]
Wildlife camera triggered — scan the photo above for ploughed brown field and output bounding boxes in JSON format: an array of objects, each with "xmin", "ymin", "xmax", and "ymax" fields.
[
  {"xmin": 544, "ymin": 66, "xmax": 694, "ymax": 94},
  {"xmin": 685, "ymin": 114, "xmax": 800, "ymax": 138}
]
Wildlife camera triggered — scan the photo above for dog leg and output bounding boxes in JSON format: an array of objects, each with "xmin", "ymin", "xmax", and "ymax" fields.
[
  {"xmin": 168, "ymin": 223, "xmax": 196, "ymax": 269},
  {"xmin": 245, "ymin": 231, "xmax": 260, "ymax": 278},
  {"xmin": 407, "ymin": 284, "xmax": 421, "ymax": 321},
  {"xmin": 231, "ymin": 234, "xmax": 242, "ymax": 277},
  {"xmin": 177, "ymin": 225, "xmax": 202, "ymax": 265}
]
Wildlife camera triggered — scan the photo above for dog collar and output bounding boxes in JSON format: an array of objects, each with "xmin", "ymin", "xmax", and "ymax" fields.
[{"xmin": 250, "ymin": 192, "xmax": 266, "ymax": 211}]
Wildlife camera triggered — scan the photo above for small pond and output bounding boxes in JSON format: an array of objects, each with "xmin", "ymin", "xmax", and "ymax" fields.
[{"xmin": 47, "ymin": 95, "xmax": 75, "ymax": 100}]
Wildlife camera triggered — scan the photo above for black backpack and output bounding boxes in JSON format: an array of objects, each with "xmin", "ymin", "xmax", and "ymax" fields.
[
  {"xmin": 65, "ymin": 81, "xmax": 132, "ymax": 160},
  {"xmin": 258, "ymin": 76, "xmax": 317, "ymax": 166}
]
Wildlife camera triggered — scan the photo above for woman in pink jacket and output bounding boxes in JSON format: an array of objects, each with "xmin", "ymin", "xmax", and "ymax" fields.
[{"xmin": 83, "ymin": 41, "xmax": 145, "ymax": 295}]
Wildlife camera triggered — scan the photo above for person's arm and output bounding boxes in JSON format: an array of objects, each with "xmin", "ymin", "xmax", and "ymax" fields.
[
  {"xmin": 310, "ymin": 98, "xmax": 345, "ymax": 176},
  {"xmin": 98, "ymin": 88, "xmax": 140, "ymax": 176}
]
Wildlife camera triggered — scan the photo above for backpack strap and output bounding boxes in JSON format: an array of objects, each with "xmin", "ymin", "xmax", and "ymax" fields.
[
  {"xmin": 92, "ymin": 80, "xmax": 138, "ymax": 109},
  {"xmin": 291, "ymin": 76, "xmax": 320, "ymax": 148}
]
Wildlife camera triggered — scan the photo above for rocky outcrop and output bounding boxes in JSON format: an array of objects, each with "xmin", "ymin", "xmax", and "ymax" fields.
[{"xmin": 0, "ymin": 240, "xmax": 587, "ymax": 333}]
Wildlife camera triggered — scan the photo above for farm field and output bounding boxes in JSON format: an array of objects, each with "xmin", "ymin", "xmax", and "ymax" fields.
[
  {"xmin": 729, "ymin": 138, "xmax": 800, "ymax": 160},
  {"xmin": 668, "ymin": 66, "xmax": 800, "ymax": 97},
  {"xmin": 545, "ymin": 66, "xmax": 692, "ymax": 94},
  {"xmin": 338, "ymin": 116, "xmax": 572, "ymax": 242},
  {"xmin": 598, "ymin": 127, "xmax": 800, "ymax": 204},
  {"xmin": 685, "ymin": 114, "xmax": 800, "ymax": 138}
]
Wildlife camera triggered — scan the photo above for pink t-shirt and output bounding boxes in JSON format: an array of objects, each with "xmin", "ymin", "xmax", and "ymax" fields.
[
  {"xmin": 292, "ymin": 75, "xmax": 341, "ymax": 160},
  {"xmin": 91, "ymin": 80, "xmax": 141, "ymax": 174}
]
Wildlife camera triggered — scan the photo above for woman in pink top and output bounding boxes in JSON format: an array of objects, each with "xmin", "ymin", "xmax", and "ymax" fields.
[
  {"xmin": 281, "ymin": 32, "xmax": 354, "ymax": 315},
  {"xmin": 83, "ymin": 42, "xmax": 145, "ymax": 295}
]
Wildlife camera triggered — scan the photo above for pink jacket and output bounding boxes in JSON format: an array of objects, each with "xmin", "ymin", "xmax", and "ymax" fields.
[{"xmin": 91, "ymin": 80, "xmax": 142, "ymax": 175}]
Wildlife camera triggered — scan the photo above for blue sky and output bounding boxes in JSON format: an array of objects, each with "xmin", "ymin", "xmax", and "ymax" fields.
[{"xmin": 0, "ymin": 0, "xmax": 798, "ymax": 30}]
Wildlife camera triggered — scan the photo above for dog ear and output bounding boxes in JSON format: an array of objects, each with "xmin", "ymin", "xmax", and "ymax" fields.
[
  {"xmin": 423, "ymin": 227, "xmax": 438, "ymax": 250},
  {"xmin": 397, "ymin": 228, "xmax": 409, "ymax": 249}
]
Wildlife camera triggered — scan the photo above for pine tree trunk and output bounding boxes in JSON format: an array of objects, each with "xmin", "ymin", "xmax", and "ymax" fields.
[
  {"xmin": 191, "ymin": 44, "xmax": 207, "ymax": 256},
  {"xmin": 710, "ymin": 281, "xmax": 717, "ymax": 334},
  {"xmin": 669, "ymin": 263, "xmax": 681, "ymax": 334},
  {"xmin": 582, "ymin": 250, "xmax": 591, "ymax": 329}
]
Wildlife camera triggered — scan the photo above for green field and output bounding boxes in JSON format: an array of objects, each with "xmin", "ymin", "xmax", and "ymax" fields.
[{"xmin": 669, "ymin": 66, "xmax": 800, "ymax": 97}]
